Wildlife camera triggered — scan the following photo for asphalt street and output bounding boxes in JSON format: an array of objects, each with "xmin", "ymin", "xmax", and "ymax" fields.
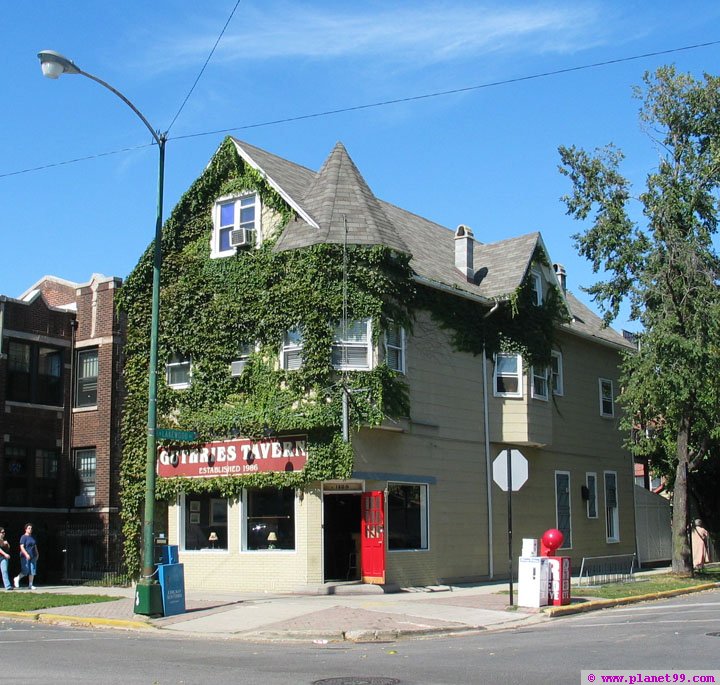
[{"xmin": 1, "ymin": 590, "xmax": 718, "ymax": 684}]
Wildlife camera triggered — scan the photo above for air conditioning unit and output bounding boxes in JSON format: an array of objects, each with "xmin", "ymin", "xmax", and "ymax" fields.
[
  {"xmin": 229, "ymin": 228, "xmax": 248, "ymax": 247},
  {"xmin": 230, "ymin": 360, "xmax": 247, "ymax": 377},
  {"xmin": 74, "ymin": 495, "xmax": 95, "ymax": 507}
]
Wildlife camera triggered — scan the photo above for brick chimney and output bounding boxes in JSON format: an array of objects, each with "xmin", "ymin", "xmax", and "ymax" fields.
[{"xmin": 454, "ymin": 225, "xmax": 474, "ymax": 280}]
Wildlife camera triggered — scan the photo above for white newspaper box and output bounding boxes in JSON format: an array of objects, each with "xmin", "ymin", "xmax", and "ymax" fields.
[{"xmin": 518, "ymin": 557, "xmax": 550, "ymax": 608}]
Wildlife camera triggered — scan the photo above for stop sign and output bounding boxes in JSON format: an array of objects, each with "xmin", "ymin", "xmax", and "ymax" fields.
[{"xmin": 492, "ymin": 449, "xmax": 528, "ymax": 491}]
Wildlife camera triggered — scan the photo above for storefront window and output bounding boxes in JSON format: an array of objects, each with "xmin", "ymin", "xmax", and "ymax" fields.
[
  {"xmin": 184, "ymin": 492, "xmax": 228, "ymax": 550},
  {"xmin": 245, "ymin": 488, "xmax": 295, "ymax": 550},
  {"xmin": 388, "ymin": 483, "xmax": 428, "ymax": 550}
]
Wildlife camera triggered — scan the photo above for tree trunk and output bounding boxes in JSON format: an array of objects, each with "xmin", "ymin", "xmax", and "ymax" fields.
[{"xmin": 671, "ymin": 416, "xmax": 693, "ymax": 575}]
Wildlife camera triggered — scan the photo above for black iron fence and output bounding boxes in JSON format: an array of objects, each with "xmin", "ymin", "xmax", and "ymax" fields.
[{"xmin": 61, "ymin": 524, "xmax": 130, "ymax": 586}]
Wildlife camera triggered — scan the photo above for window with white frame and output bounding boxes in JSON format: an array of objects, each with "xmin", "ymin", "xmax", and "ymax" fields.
[
  {"xmin": 76, "ymin": 348, "xmax": 98, "ymax": 407},
  {"xmin": 494, "ymin": 353, "xmax": 523, "ymax": 397},
  {"xmin": 599, "ymin": 378, "xmax": 614, "ymax": 417},
  {"xmin": 551, "ymin": 351, "xmax": 564, "ymax": 396},
  {"xmin": 211, "ymin": 194, "xmax": 259, "ymax": 258},
  {"xmin": 604, "ymin": 471, "xmax": 619, "ymax": 542},
  {"xmin": 585, "ymin": 472, "xmax": 598, "ymax": 518},
  {"xmin": 555, "ymin": 471, "xmax": 572, "ymax": 548},
  {"xmin": 183, "ymin": 491, "xmax": 228, "ymax": 550},
  {"xmin": 388, "ymin": 483, "xmax": 429, "ymax": 550},
  {"xmin": 530, "ymin": 271, "xmax": 543, "ymax": 305},
  {"xmin": 244, "ymin": 487, "xmax": 295, "ymax": 550},
  {"xmin": 384, "ymin": 323, "xmax": 405, "ymax": 373},
  {"xmin": 231, "ymin": 341, "xmax": 255, "ymax": 376},
  {"xmin": 332, "ymin": 319, "xmax": 371, "ymax": 370},
  {"xmin": 281, "ymin": 329, "xmax": 303, "ymax": 370},
  {"xmin": 531, "ymin": 365, "xmax": 549, "ymax": 400},
  {"xmin": 166, "ymin": 353, "xmax": 192, "ymax": 389}
]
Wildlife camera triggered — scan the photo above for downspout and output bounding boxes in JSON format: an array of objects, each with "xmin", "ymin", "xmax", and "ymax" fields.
[{"xmin": 482, "ymin": 301, "xmax": 500, "ymax": 579}]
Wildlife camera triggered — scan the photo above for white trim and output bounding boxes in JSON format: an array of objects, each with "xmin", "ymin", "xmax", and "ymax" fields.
[
  {"xmin": 211, "ymin": 193, "xmax": 260, "ymax": 259},
  {"xmin": 530, "ymin": 364, "xmax": 549, "ymax": 401},
  {"xmin": 604, "ymin": 470, "xmax": 620, "ymax": 542},
  {"xmin": 232, "ymin": 140, "xmax": 319, "ymax": 230},
  {"xmin": 585, "ymin": 472, "xmax": 598, "ymax": 519},
  {"xmin": 240, "ymin": 487, "xmax": 298, "ymax": 553},
  {"xmin": 493, "ymin": 353, "xmax": 523, "ymax": 398},
  {"xmin": 281, "ymin": 329, "xmax": 303, "ymax": 370},
  {"xmin": 530, "ymin": 270, "xmax": 543, "ymax": 305},
  {"xmin": 384, "ymin": 323, "xmax": 406, "ymax": 374},
  {"xmin": 551, "ymin": 351, "xmax": 564, "ymax": 396},
  {"xmin": 332, "ymin": 318, "xmax": 372, "ymax": 371},
  {"xmin": 166, "ymin": 354, "xmax": 192, "ymax": 389},
  {"xmin": 554, "ymin": 470, "xmax": 572, "ymax": 549},
  {"xmin": 599, "ymin": 378, "xmax": 615, "ymax": 417}
]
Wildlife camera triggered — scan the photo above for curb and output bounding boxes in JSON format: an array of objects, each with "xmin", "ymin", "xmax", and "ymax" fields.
[
  {"xmin": 0, "ymin": 609, "xmax": 154, "ymax": 632},
  {"xmin": 544, "ymin": 582, "xmax": 719, "ymax": 617}
]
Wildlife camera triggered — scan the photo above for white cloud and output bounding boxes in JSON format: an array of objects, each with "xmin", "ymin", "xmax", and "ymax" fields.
[{"xmin": 141, "ymin": 2, "xmax": 606, "ymax": 74}]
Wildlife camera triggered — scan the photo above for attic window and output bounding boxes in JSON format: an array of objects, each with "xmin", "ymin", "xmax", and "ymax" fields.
[
  {"xmin": 530, "ymin": 271, "xmax": 543, "ymax": 305},
  {"xmin": 211, "ymin": 194, "xmax": 259, "ymax": 258}
]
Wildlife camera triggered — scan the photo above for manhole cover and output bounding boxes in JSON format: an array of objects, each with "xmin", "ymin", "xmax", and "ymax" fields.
[{"xmin": 313, "ymin": 679, "xmax": 401, "ymax": 685}]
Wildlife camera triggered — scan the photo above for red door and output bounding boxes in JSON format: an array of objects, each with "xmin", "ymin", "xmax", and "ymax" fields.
[{"xmin": 361, "ymin": 490, "xmax": 385, "ymax": 584}]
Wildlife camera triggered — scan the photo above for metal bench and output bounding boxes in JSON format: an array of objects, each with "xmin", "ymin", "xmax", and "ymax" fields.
[{"xmin": 577, "ymin": 553, "xmax": 636, "ymax": 586}]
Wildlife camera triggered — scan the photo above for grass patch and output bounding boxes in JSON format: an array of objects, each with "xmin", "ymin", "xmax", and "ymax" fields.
[
  {"xmin": 0, "ymin": 592, "xmax": 119, "ymax": 613},
  {"xmin": 573, "ymin": 567, "xmax": 720, "ymax": 600}
]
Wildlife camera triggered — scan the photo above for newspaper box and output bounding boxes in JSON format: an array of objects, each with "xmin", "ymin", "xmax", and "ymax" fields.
[
  {"xmin": 518, "ymin": 556, "xmax": 550, "ymax": 608},
  {"xmin": 547, "ymin": 556, "xmax": 571, "ymax": 606}
]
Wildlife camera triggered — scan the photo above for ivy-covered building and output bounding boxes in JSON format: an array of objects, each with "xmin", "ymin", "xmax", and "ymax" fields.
[{"xmin": 120, "ymin": 138, "xmax": 636, "ymax": 591}]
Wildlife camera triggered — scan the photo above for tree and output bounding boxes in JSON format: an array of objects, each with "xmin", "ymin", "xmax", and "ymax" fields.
[{"xmin": 559, "ymin": 66, "xmax": 720, "ymax": 575}]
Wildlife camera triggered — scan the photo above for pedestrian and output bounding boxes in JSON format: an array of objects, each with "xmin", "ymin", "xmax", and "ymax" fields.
[
  {"xmin": 14, "ymin": 523, "xmax": 39, "ymax": 590},
  {"xmin": 691, "ymin": 518, "xmax": 710, "ymax": 572},
  {"xmin": 0, "ymin": 527, "xmax": 12, "ymax": 591}
]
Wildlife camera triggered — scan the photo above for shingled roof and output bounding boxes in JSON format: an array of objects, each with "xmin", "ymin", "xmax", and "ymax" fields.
[{"xmin": 230, "ymin": 138, "xmax": 632, "ymax": 350}]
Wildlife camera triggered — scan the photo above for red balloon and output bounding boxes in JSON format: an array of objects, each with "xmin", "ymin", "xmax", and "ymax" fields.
[{"xmin": 541, "ymin": 528, "xmax": 564, "ymax": 553}]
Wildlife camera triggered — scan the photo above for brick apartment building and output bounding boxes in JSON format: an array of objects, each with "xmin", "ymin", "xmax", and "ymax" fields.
[{"xmin": 0, "ymin": 274, "xmax": 124, "ymax": 583}]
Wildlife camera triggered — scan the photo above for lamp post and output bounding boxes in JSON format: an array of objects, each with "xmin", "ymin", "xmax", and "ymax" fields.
[{"xmin": 38, "ymin": 50, "xmax": 165, "ymax": 615}]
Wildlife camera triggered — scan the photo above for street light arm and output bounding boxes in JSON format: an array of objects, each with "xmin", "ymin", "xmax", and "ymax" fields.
[{"xmin": 37, "ymin": 50, "xmax": 163, "ymax": 145}]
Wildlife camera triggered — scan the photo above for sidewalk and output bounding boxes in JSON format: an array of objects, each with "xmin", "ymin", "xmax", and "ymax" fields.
[
  {"xmin": 4, "ymin": 581, "xmax": 547, "ymax": 642},
  {"xmin": 5, "ymin": 570, "xmax": 716, "ymax": 642}
]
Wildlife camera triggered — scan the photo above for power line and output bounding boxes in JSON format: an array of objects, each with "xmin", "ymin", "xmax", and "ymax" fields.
[
  {"xmin": 2, "ymin": 39, "xmax": 719, "ymax": 180},
  {"xmin": 170, "ymin": 40, "xmax": 720, "ymax": 141},
  {"xmin": 165, "ymin": 0, "xmax": 242, "ymax": 135}
]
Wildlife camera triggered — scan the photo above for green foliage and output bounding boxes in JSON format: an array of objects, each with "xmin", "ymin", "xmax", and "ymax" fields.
[{"xmin": 559, "ymin": 66, "xmax": 720, "ymax": 573}]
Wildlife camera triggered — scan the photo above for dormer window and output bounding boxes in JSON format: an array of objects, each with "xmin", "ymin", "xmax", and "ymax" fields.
[
  {"xmin": 530, "ymin": 271, "xmax": 543, "ymax": 306},
  {"xmin": 211, "ymin": 194, "xmax": 259, "ymax": 258}
]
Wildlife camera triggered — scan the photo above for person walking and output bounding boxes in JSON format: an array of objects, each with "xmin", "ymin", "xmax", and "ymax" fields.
[
  {"xmin": 14, "ymin": 523, "xmax": 39, "ymax": 590},
  {"xmin": 0, "ymin": 527, "xmax": 12, "ymax": 591},
  {"xmin": 691, "ymin": 519, "xmax": 710, "ymax": 572}
]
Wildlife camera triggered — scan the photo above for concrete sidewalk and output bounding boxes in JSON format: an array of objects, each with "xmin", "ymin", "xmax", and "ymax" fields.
[
  {"xmin": 3, "ymin": 581, "xmax": 546, "ymax": 642},
  {"xmin": 6, "ymin": 570, "xmax": 716, "ymax": 642}
]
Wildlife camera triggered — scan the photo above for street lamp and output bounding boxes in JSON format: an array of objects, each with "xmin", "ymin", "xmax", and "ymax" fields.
[{"xmin": 38, "ymin": 50, "xmax": 166, "ymax": 615}]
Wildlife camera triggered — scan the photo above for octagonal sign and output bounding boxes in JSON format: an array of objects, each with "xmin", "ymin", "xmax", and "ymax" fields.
[{"xmin": 492, "ymin": 449, "xmax": 528, "ymax": 491}]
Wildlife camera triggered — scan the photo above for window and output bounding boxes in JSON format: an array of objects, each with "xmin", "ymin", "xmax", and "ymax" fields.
[
  {"xmin": 599, "ymin": 378, "xmax": 614, "ymax": 417},
  {"xmin": 531, "ymin": 365, "xmax": 549, "ymax": 400},
  {"xmin": 388, "ymin": 483, "xmax": 429, "ymax": 550},
  {"xmin": 384, "ymin": 323, "xmax": 405, "ymax": 373},
  {"xmin": 282, "ymin": 329, "xmax": 303, "ymax": 370},
  {"xmin": 332, "ymin": 319, "xmax": 371, "ymax": 370},
  {"xmin": 231, "ymin": 342, "xmax": 254, "ymax": 377},
  {"xmin": 585, "ymin": 472, "xmax": 598, "ymax": 519},
  {"xmin": 35, "ymin": 449, "xmax": 59, "ymax": 479},
  {"xmin": 604, "ymin": 471, "xmax": 619, "ymax": 542},
  {"xmin": 530, "ymin": 271, "xmax": 543, "ymax": 305},
  {"xmin": 166, "ymin": 354, "xmax": 192, "ymax": 389},
  {"xmin": 494, "ymin": 353, "xmax": 522, "ymax": 397},
  {"xmin": 551, "ymin": 351, "xmax": 563, "ymax": 396},
  {"xmin": 3, "ymin": 446, "xmax": 28, "ymax": 506},
  {"xmin": 76, "ymin": 348, "xmax": 98, "ymax": 407},
  {"xmin": 245, "ymin": 488, "xmax": 295, "ymax": 550},
  {"xmin": 7, "ymin": 340, "xmax": 63, "ymax": 405},
  {"xmin": 74, "ymin": 448, "xmax": 96, "ymax": 506},
  {"xmin": 212, "ymin": 194, "xmax": 259, "ymax": 258},
  {"xmin": 184, "ymin": 491, "xmax": 228, "ymax": 550},
  {"xmin": 555, "ymin": 471, "xmax": 572, "ymax": 548}
]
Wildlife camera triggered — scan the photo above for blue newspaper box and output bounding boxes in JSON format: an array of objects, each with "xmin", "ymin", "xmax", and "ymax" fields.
[
  {"xmin": 157, "ymin": 562, "xmax": 186, "ymax": 617},
  {"xmin": 157, "ymin": 544, "xmax": 179, "ymax": 565}
]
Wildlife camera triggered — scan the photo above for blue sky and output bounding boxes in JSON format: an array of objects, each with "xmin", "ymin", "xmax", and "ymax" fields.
[{"xmin": 2, "ymin": 2, "xmax": 719, "ymax": 332}]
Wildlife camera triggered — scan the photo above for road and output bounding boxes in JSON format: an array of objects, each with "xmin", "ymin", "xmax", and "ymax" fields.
[{"xmin": 1, "ymin": 590, "xmax": 718, "ymax": 685}]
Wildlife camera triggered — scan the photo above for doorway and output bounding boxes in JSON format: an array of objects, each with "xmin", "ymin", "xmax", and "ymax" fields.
[{"xmin": 323, "ymin": 493, "xmax": 361, "ymax": 581}]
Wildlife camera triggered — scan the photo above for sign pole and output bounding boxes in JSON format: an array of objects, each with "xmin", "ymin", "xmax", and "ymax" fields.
[{"xmin": 507, "ymin": 447, "xmax": 513, "ymax": 606}]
